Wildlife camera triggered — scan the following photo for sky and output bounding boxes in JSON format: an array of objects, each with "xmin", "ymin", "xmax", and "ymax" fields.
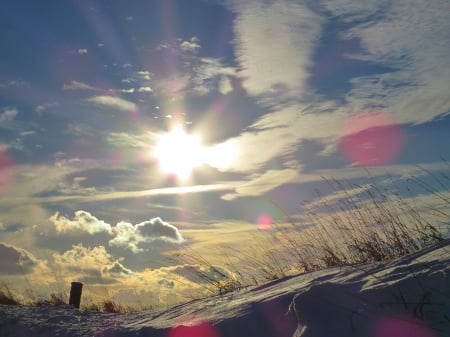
[{"xmin": 0, "ymin": 0, "xmax": 449, "ymax": 306}]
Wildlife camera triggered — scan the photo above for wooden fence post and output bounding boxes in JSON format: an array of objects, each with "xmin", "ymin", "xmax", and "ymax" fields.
[{"xmin": 69, "ymin": 282, "xmax": 83, "ymax": 309}]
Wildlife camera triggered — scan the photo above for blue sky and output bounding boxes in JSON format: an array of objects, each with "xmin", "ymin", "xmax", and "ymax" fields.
[{"xmin": 1, "ymin": 0, "xmax": 449, "ymax": 305}]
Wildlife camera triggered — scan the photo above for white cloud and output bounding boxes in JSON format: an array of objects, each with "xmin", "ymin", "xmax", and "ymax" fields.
[
  {"xmin": 85, "ymin": 95, "xmax": 137, "ymax": 112},
  {"xmin": 328, "ymin": 0, "xmax": 450, "ymax": 123},
  {"xmin": 218, "ymin": 75, "xmax": 233, "ymax": 95},
  {"xmin": 109, "ymin": 217, "xmax": 184, "ymax": 253},
  {"xmin": 119, "ymin": 88, "xmax": 135, "ymax": 93},
  {"xmin": 63, "ymin": 80, "xmax": 98, "ymax": 91},
  {"xmin": 106, "ymin": 132, "xmax": 155, "ymax": 148},
  {"xmin": 20, "ymin": 131, "xmax": 36, "ymax": 137},
  {"xmin": 222, "ymin": 169, "xmax": 299, "ymax": 200},
  {"xmin": 137, "ymin": 71, "xmax": 152, "ymax": 81},
  {"xmin": 77, "ymin": 48, "xmax": 88, "ymax": 55},
  {"xmin": 35, "ymin": 102, "xmax": 58, "ymax": 113},
  {"xmin": 138, "ymin": 86, "xmax": 153, "ymax": 93},
  {"xmin": 179, "ymin": 37, "xmax": 201, "ymax": 52},
  {"xmin": 50, "ymin": 211, "xmax": 112, "ymax": 235},
  {"xmin": 49, "ymin": 210, "xmax": 183, "ymax": 253},
  {"xmin": 215, "ymin": 0, "xmax": 450, "ymax": 182},
  {"xmin": 0, "ymin": 80, "xmax": 26, "ymax": 89},
  {"xmin": 231, "ymin": 1, "xmax": 322, "ymax": 101},
  {"xmin": 0, "ymin": 107, "xmax": 18, "ymax": 124},
  {"xmin": 53, "ymin": 244, "xmax": 133, "ymax": 284}
]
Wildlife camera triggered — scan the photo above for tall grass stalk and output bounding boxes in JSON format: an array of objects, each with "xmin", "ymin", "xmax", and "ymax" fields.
[{"xmin": 174, "ymin": 169, "xmax": 449, "ymax": 295}]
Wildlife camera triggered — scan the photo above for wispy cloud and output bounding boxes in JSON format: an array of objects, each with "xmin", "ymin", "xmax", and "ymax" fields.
[
  {"xmin": 0, "ymin": 107, "xmax": 18, "ymax": 124},
  {"xmin": 35, "ymin": 102, "xmax": 58, "ymax": 113},
  {"xmin": 63, "ymin": 80, "xmax": 99, "ymax": 91},
  {"xmin": 77, "ymin": 48, "xmax": 88, "ymax": 55},
  {"xmin": 214, "ymin": 0, "xmax": 450, "ymax": 194},
  {"xmin": 106, "ymin": 132, "xmax": 154, "ymax": 148},
  {"xmin": 222, "ymin": 169, "xmax": 299, "ymax": 200},
  {"xmin": 332, "ymin": 0, "xmax": 450, "ymax": 124},
  {"xmin": 85, "ymin": 95, "xmax": 137, "ymax": 112},
  {"xmin": 231, "ymin": 1, "xmax": 322, "ymax": 101},
  {"xmin": 0, "ymin": 80, "xmax": 26, "ymax": 89}
]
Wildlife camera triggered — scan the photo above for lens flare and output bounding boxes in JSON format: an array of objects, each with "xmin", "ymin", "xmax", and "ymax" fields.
[
  {"xmin": 168, "ymin": 321, "xmax": 219, "ymax": 337},
  {"xmin": 339, "ymin": 111, "xmax": 405, "ymax": 167},
  {"xmin": 257, "ymin": 213, "xmax": 274, "ymax": 231},
  {"xmin": 374, "ymin": 316, "xmax": 437, "ymax": 337}
]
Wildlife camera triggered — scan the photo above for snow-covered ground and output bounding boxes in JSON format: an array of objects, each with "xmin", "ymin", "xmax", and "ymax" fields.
[{"xmin": 1, "ymin": 239, "xmax": 449, "ymax": 337}]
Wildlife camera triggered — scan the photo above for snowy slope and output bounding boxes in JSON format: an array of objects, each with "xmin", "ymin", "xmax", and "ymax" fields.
[{"xmin": 1, "ymin": 239, "xmax": 449, "ymax": 337}]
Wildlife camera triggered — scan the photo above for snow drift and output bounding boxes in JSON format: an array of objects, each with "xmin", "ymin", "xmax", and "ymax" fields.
[{"xmin": 0, "ymin": 239, "xmax": 449, "ymax": 337}]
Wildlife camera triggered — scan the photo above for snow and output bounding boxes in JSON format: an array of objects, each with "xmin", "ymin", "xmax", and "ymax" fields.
[{"xmin": 1, "ymin": 239, "xmax": 449, "ymax": 337}]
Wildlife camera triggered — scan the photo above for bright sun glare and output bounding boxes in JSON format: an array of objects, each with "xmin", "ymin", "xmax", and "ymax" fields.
[{"xmin": 153, "ymin": 125, "xmax": 206, "ymax": 180}]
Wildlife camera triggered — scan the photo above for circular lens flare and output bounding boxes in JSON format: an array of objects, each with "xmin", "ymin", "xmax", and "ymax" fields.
[
  {"xmin": 339, "ymin": 111, "xmax": 405, "ymax": 167},
  {"xmin": 257, "ymin": 213, "xmax": 274, "ymax": 231},
  {"xmin": 169, "ymin": 322, "xmax": 219, "ymax": 337},
  {"xmin": 374, "ymin": 316, "xmax": 437, "ymax": 337}
]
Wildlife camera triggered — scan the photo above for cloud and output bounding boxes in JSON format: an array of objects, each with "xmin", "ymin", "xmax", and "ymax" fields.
[
  {"xmin": 118, "ymin": 88, "xmax": 135, "ymax": 93},
  {"xmin": 211, "ymin": 124, "xmax": 300, "ymax": 173},
  {"xmin": 63, "ymin": 80, "xmax": 99, "ymax": 91},
  {"xmin": 179, "ymin": 37, "xmax": 201, "ymax": 53},
  {"xmin": 218, "ymin": 0, "xmax": 449, "ymax": 184},
  {"xmin": 231, "ymin": 1, "xmax": 322, "ymax": 101},
  {"xmin": 49, "ymin": 210, "xmax": 112, "ymax": 235},
  {"xmin": 325, "ymin": 0, "xmax": 450, "ymax": 123},
  {"xmin": 35, "ymin": 102, "xmax": 58, "ymax": 113},
  {"xmin": 0, "ymin": 80, "xmax": 26, "ymax": 89},
  {"xmin": 137, "ymin": 71, "xmax": 152, "ymax": 81},
  {"xmin": 109, "ymin": 217, "xmax": 184, "ymax": 253},
  {"xmin": 52, "ymin": 244, "xmax": 133, "ymax": 284},
  {"xmin": 106, "ymin": 132, "xmax": 154, "ymax": 148},
  {"xmin": 85, "ymin": 95, "xmax": 137, "ymax": 112},
  {"xmin": 0, "ymin": 242, "xmax": 39, "ymax": 274},
  {"xmin": 77, "ymin": 48, "xmax": 88, "ymax": 55},
  {"xmin": 218, "ymin": 75, "xmax": 233, "ymax": 95},
  {"xmin": 0, "ymin": 183, "xmax": 231, "ymax": 208},
  {"xmin": 188, "ymin": 58, "xmax": 237, "ymax": 95},
  {"xmin": 138, "ymin": 86, "xmax": 153, "ymax": 93},
  {"xmin": 0, "ymin": 107, "xmax": 18, "ymax": 124},
  {"xmin": 222, "ymin": 169, "xmax": 299, "ymax": 200}
]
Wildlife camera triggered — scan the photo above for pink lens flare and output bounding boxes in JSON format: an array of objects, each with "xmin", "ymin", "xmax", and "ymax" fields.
[
  {"xmin": 0, "ymin": 150, "xmax": 14, "ymax": 195},
  {"xmin": 168, "ymin": 321, "xmax": 220, "ymax": 337},
  {"xmin": 374, "ymin": 316, "xmax": 438, "ymax": 337},
  {"xmin": 257, "ymin": 213, "xmax": 274, "ymax": 231},
  {"xmin": 339, "ymin": 111, "xmax": 405, "ymax": 167}
]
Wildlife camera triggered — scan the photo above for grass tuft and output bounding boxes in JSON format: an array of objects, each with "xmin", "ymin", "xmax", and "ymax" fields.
[{"xmin": 173, "ymin": 168, "xmax": 450, "ymax": 295}]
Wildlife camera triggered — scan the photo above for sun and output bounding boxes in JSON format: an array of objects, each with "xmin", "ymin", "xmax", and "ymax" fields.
[{"xmin": 153, "ymin": 125, "xmax": 206, "ymax": 180}]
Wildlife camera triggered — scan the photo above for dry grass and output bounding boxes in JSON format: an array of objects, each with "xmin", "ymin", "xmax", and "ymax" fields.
[
  {"xmin": 0, "ymin": 283, "xmax": 129, "ymax": 313},
  {"xmin": 174, "ymin": 169, "xmax": 450, "ymax": 295}
]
